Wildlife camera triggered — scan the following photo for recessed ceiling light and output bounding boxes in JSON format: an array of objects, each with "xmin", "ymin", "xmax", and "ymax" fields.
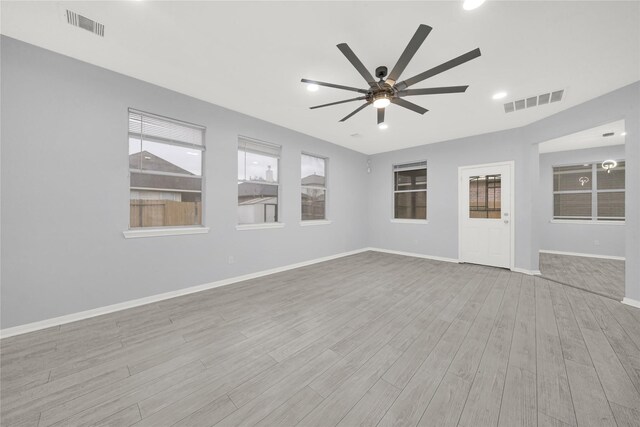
[
  {"xmin": 463, "ymin": 0, "xmax": 486, "ymax": 11},
  {"xmin": 621, "ymin": 132, "xmax": 627, "ymax": 136},
  {"xmin": 252, "ymin": 161, "xmax": 259, "ymax": 165},
  {"xmin": 306, "ymin": 84, "xmax": 319, "ymax": 92},
  {"xmin": 378, "ymin": 123, "xmax": 388, "ymax": 130},
  {"xmin": 492, "ymin": 91, "xmax": 507, "ymax": 100},
  {"xmin": 187, "ymin": 151, "xmax": 199, "ymax": 156}
]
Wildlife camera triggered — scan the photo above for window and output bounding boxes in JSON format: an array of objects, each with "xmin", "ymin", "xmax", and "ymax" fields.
[
  {"xmin": 301, "ymin": 154, "xmax": 327, "ymax": 221},
  {"xmin": 128, "ymin": 109, "xmax": 205, "ymax": 228},
  {"xmin": 238, "ymin": 137, "xmax": 281, "ymax": 225},
  {"xmin": 469, "ymin": 175, "xmax": 501, "ymax": 218},
  {"xmin": 553, "ymin": 160, "xmax": 625, "ymax": 221},
  {"xmin": 393, "ymin": 161, "xmax": 427, "ymax": 220}
]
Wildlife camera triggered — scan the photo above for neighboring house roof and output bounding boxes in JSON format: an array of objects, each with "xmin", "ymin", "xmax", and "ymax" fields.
[
  {"xmin": 130, "ymin": 151, "xmax": 200, "ymax": 192},
  {"xmin": 129, "ymin": 150, "xmax": 194, "ymax": 175},
  {"xmin": 302, "ymin": 173, "xmax": 325, "ymax": 186},
  {"xmin": 238, "ymin": 182, "xmax": 278, "ymax": 197}
]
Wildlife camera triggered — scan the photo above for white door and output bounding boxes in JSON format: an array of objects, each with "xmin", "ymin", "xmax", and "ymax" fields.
[{"xmin": 459, "ymin": 162, "xmax": 513, "ymax": 269}]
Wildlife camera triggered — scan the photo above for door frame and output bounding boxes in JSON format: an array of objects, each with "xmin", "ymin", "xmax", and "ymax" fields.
[{"xmin": 458, "ymin": 160, "xmax": 515, "ymax": 270}]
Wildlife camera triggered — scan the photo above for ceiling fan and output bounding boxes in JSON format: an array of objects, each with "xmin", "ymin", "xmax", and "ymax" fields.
[{"xmin": 301, "ymin": 24, "xmax": 481, "ymax": 127}]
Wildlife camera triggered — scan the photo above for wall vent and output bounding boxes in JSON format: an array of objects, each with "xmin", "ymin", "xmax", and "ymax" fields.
[
  {"xmin": 503, "ymin": 89, "xmax": 564, "ymax": 113},
  {"xmin": 66, "ymin": 10, "xmax": 104, "ymax": 37}
]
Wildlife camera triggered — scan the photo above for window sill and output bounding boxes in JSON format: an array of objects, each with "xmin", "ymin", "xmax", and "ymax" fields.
[
  {"xmin": 123, "ymin": 227, "xmax": 210, "ymax": 239},
  {"xmin": 300, "ymin": 220, "xmax": 332, "ymax": 227},
  {"xmin": 390, "ymin": 219, "xmax": 429, "ymax": 224},
  {"xmin": 236, "ymin": 223, "xmax": 285, "ymax": 231},
  {"xmin": 549, "ymin": 219, "xmax": 625, "ymax": 225}
]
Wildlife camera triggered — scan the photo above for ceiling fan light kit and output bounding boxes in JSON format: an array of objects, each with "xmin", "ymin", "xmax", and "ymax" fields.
[{"xmin": 301, "ymin": 24, "xmax": 481, "ymax": 128}]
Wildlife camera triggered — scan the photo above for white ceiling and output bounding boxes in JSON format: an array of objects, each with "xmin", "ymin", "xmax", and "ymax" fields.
[
  {"xmin": 538, "ymin": 120, "xmax": 626, "ymax": 154},
  {"xmin": 2, "ymin": 1, "xmax": 639, "ymax": 154}
]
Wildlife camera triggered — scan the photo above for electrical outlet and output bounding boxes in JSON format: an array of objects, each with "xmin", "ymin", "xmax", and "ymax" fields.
[{"xmin": 228, "ymin": 256, "xmax": 235, "ymax": 264}]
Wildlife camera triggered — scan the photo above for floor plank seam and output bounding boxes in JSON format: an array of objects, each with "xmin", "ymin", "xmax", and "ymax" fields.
[
  {"xmin": 562, "ymin": 285, "xmax": 624, "ymax": 425},
  {"xmin": 495, "ymin": 278, "xmax": 524, "ymax": 427}
]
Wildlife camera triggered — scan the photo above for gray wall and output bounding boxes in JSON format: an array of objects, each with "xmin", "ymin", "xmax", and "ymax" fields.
[
  {"xmin": 0, "ymin": 36, "xmax": 370, "ymax": 328},
  {"xmin": 368, "ymin": 82, "xmax": 639, "ymax": 300},
  {"xmin": 538, "ymin": 145, "xmax": 626, "ymax": 258},
  {"xmin": 2, "ymin": 35, "xmax": 639, "ymax": 329},
  {"xmin": 367, "ymin": 126, "xmax": 535, "ymax": 271},
  {"xmin": 526, "ymin": 83, "xmax": 639, "ymax": 301}
]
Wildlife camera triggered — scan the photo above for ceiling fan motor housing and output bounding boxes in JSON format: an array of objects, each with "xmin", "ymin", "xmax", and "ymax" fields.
[{"xmin": 375, "ymin": 66, "xmax": 388, "ymax": 79}]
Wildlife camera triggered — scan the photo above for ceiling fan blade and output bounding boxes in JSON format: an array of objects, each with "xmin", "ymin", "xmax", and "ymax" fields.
[
  {"xmin": 391, "ymin": 98, "xmax": 428, "ymax": 115},
  {"xmin": 386, "ymin": 24, "xmax": 432, "ymax": 85},
  {"xmin": 397, "ymin": 85, "xmax": 469, "ymax": 96},
  {"xmin": 377, "ymin": 108, "xmax": 385, "ymax": 125},
  {"xmin": 336, "ymin": 43, "xmax": 378, "ymax": 86},
  {"xmin": 339, "ymin": 103, "xmax": 370, "ymax": 122},
  {"xmin": 301, "ymin": 79, "xmax": 369, "ymax": 94},
  {"xmin": 395, "ymin": 48, "xmax": 481, "ymax": 90},
  {"xmin": 310, "ymin": 96, "xmax": 367, "ymax": 110}
]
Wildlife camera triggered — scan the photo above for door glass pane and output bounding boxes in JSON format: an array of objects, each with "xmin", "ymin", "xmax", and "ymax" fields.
[{"xmin": 469, "ymin": 175, "xmax": 501, "ymax": 219}]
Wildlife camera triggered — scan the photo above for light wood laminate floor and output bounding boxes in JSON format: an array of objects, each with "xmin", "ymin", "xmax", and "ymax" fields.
[
  {"xmin": 2, "ymin": 251, "xmax": 640, "ymax": 427},
  {"xmin": 539, "ymin": 253, "xmax": 625, "ymax": 301}
]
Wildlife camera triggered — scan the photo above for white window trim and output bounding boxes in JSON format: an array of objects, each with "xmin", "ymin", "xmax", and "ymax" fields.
[
  {"xmin": 392, "ymin": 160, "xmax": 428, "ymax": 221},
  {"xmin": 301, "ymin": 152, "xmax": 328, "ymax": 222},
  {"xmin": 236, "ymin": 223, "xmax": 285, "ymax": 231},
  {"xmin": 552, "ymin": 160, "xmax": 625, "ymax": 222},
  {"xmin": 123, "ymin": 226, "xmax": 210, "ymax": 239},
  {"xmin": 549, "ymin": 219, "xmax": 625, "ymax": 225},
  {"xmin": 299, "ymin": 220, "xmax": 332, "ymax": 226},
  {"xmin": 390, "ymin": 219, "xmax": 429, "ymax": 224},
  {"xmin": 127, "ymin": 108, "xmax": 206, "ymax": 232},
  {"xmin": 237, "ymin": 136, "xmax": 282, "ymax": 226}
]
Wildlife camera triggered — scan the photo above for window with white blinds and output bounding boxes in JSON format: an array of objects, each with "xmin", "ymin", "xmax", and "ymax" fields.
[
  {"xmin": 237, "ymin": 137, "xmax": 281, "ymax": 225},
  {"xmin": 553, "ymin": 160, "xmax": 625, "ymax": 221},
  {"xmin": 393, "ymin": 161, "xmax": 427, "ymax": 220},
  {"xmin": 128, "ymin": 109, "xmax": 205, "ymax": 228}
]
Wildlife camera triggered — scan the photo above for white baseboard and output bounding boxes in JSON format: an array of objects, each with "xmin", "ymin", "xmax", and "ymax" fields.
[
  {"xmin": 0, "ymin": 248, "xmax": 370, "ymax": 339},
  {"xmin": 366, "ymin": 247, "xmax": 459, "ymax": 264},
  {"xmin": 539, "ymin": 249, "xmax": 625, "ymax": 261},
  {"xmin": 622, "ymin": 297, "xmax": 640, "ymax": 309},
  {"xmin": 368, "ymin": 247, "xmax": 543, "ymax": 276},
  {"xmin": 512, "ymin": 267, "xmax": 542, "ymax": 276}
]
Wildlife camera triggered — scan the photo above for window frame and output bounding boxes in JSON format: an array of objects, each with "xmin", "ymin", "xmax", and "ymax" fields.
[
  {"xmin": 300, "ymin": 152, "xmax": 329, "ymax": 223},
  {"xmin": 552, "ymin": 160, "xmax": 625, "ymax": 223},
  {"xmin": 126, "ymin": 108, "xmax": 207, "ymax": 233},
  {"xmin": 237, "ymin": 136, "xmax": 282, "ymax": 229},
  {"xmin": 392, "ymin": 160, "xmax": 428, "ymax": 222}
]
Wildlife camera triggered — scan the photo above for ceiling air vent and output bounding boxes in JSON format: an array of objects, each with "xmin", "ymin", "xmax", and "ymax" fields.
[
  {"xmin": 66, "ymin": 10, "xmax": 104, "ymax": 37},
  {"xmin": 503, "ymin": 89, "xmax": 564, "ymax": 113}
]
